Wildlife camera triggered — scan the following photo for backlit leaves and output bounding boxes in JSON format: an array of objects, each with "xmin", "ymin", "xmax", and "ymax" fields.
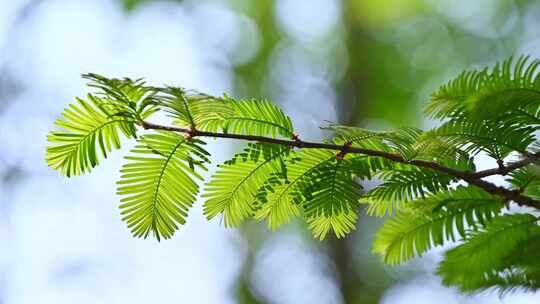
[
  {"xmin": 117, "ymin": 132, "xmax": 209, "ymax": 240},
  {"xmin": 203, "ymin": 143, "xmax": 290, "ymax": 227},
  {"xmin": 46, "ymin": 57, "xmax": 540, "ymax": 295},
  {"xmin": 373, "ymin": 186, "xmax": 502, "ymax": 264},
  {"xmin": 46, "ymin": 95, "xmax": 137, "ymax": 177}
]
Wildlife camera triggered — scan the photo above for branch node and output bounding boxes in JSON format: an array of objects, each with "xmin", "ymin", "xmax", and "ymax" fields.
[
  {"xmin": 141, "ymin": 121, "xmax": 152, "ymax": 130},
  {"xmin": 185, "ymin": 128, "xmax": 196, "ymax": 140},
  {"xmin": 336, "ymin": 141, "xmax": 352, "ymax": 160},
  {"xmin": 496, "ymin": 159, "xmax": 510, "ymax": 175}
]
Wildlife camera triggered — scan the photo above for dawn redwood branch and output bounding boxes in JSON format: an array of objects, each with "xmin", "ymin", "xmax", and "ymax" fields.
[
  {"xmin": 471, "ymin": 158, "xmax": 534, "ymax": 178},
  {"xmin": 141, "ymin": 120, "xmax": 540, "ymax": 210}
]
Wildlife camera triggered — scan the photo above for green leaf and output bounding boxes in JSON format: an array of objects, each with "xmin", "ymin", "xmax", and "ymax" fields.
[
  {"xmin": 157, "ymin": 87, "xmax": 234, "ymax": 130},
  {"xmin": 222, "ymin": 98, "xmax": 295, "ymax": 138},
  {"xmin": 323, "ymin": 124, "xmax": 392, "ymax": 151},
  {"xmin": 326, "ymin": 124, "xmax": 423, "ymax": 160},
  {"xmin": 437, "ymin": 213, "xmax": 540, "ymax": 292},
  {"xmin": 466, "ymin": 56, "xmax": 540, "ymax": 119},
  {"xmin": 425, "ymin": 56, "xmax": 540, "ymax": 160},
  {"xmin": 254, "ymin": 149, "xmax": 336, "ymax": 230},
  {"xmin": 507, "ymin": 166, "xmax": 540, "ymax": 200},
  {"xmin": 158, "ymin": 90, "xmax": 294, "ymax": 138},
  {"xmin": 307, "ymin": 210, "xmax": 358, "ymax": 240},
  {"xmin": 426, "ymin": 56, "xmax": 540, "ymax": 121},
  {"xmin": 412, "ymin": 136, "xmax": 475, "ymax": 171},
  {"xmin": 46, "ymin": 95, "xmax": 137, "ymax": 177},
  {"xmin": 373, "ymin": 186, "xmax": 502, "ymax": 264},
  {"xmin": 300, "ymin": 157, "xmax": 364, "ymax": 239},
  {"xmin": 383, "ymin": 128, "xmax": 424, "ymax": 160},
  {"xmin": 301, "ymin": 159, "xmax": 362, "ymax": 217},
  {"xmin": 425, "ymin": 119, "xmax": 535, "ymax": 159},
  {"xmin": 253, "ymin": 149, "xmax": 370, "ymax": 239},
  {"xmin": 484, "ymin": 234, "xmax": 540, "ymax": 295},
  {"xmin": 117, "ymin": 132, "xmax": 210, "ymax": 241},
  {"xmin": 82, "ymin": 73, "xmax": 159, "ymax": 119},
  {"xmin": 328, "ymin": 123, "xmax": 475, "ymax": 171},
  {"xmin": 363, "ymin": 168, "xmax": 456, "ymax": 217},
  {"xmin": 426, "ymin": 69, "xmax": 486, "ymax": 119},
  {"xmin": 203, "ymin": 143, "xmax": 290, "ymax": 227}
]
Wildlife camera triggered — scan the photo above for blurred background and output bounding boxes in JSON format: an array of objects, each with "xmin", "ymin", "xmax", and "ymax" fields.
[{"xmin": 1, "ymin": 0, "xmax": 540, "ymax": 303}]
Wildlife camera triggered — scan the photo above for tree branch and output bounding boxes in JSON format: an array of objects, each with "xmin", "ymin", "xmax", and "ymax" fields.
[
  {"xmin": 141, "ymin": 120, "xmax": 540, "ymax": 210},
  {"xmin": 470, "ymin": 158, "xmax": 534, "ymax": 178}
]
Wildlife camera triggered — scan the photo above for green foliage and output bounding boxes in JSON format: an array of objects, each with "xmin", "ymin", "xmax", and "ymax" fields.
[
  {"xmin": 157, "ymin": 88, "xmax": 294, "ymax": 137},
  {"xmin": 117, "ymin": 132, "xmax": 209, "ymax": 240},
  {"xmin": 157, "ymin": 87, "xmax": 233, "ymax": 130},
  {"xmin": 425, "ymin": 56, "xmax": 540, "ymax": 159},
  {"xmin": 46, "ymin": 75, "xmax": 156, "ymax": 176},
  {"xmin": 203, "ymin": 143, "xmax": 290, "ymax": 227},
  {"xmin": 426, "ymin": 119, "xmax": 535, "ymax": 159},
  {"xmin": 427, "ymin": 56, "xmax": 540, "ymax": 121},
  {"xmin": 327, "ymin": 124, "xmax": 475, "ymax": 170},
  {"xmin": 298, "ymin": 155, "xmax": 365, "ymax": 239},
  {"xmin": 363, "ymin": 168, "xmax": 456, "ymax": 216},
  {"xmin": 219, "ymin": 98, "xmax": 294, "ymax": 138},
  {"xmin": 325, "ymin": 124, "xmax": 423, "ymax": 160},
  {"xmin": 507, "ymin": 166, "xmax": 540, "ymax": 200},
  {"xmin": 46, "ymin": 96, "xmax": 135, "ymax": 176},
  {"xmin": 437, "ymin": 213, "xmax": 540, "ymax": 293},
  {"xmin": 373, "ymin": 186, "xmax": 502, "ymax": 264},
  {"xmin": 323, "ymin": 124, "xmax": 391, "ymax": 151},
  {"xmin": 46, "ymin": 56, "xmax": 540, "ymax": 295},
  {"xmin": 253, "ymin": 149, "xmax": 336, "ymax": 232}
]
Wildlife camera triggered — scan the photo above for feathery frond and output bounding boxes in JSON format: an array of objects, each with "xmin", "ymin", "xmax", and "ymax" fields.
[
  {"xmin": 159, "ymin": 89, "xmax": 294, "ymax": 138},
  {"xmin": 307, "ymin": 209, "xmax": 358, "ymax": 240},
  {"xmin": 482, "ymin": 269, "xmax": 540, "ymax": 296},
  {"xmin": 83, "ymin": 73, "xmax": 159, "ymax": 118},
  {"xmin": 46, "ymin": 58, "xmax": 540, "ymax": 295},
  {"xmin": 299, "ymin": 157, "xmax": 364, "ymax": 239},
  {"xmin": 203, "ymin": 143, "xmax": 290, "ymax": 227},
  {"xmin": 326, "ymin": 124, "xmax": 423, "ymax": 160},
  {"xmin": 426, "ymin": 56, "xmax": 540, "ymax": 121},
  {"xmin": 323, "ymin": 124, "xmax": 391, "ymax": 151},
  {"xmin": 437, "ymin": 213, "xmax": 540, "ymax": 292},
  {"xmin": 47, "ymin": 74, "xmax": 159, "ymax": 177},
  {"xmin": 221, "ymin": 98, "xmax": 295, "ymax": 138},
  {"xmin": 254, "ymin": 149, "xmax": 336, "ymax": 231},
  {"xmin": 426, "ymin": 69, "xmax": 486, "ymax": 119},
  {"xmin": 328, "ymin": 123, "xmax": 475, "ymax": 170},
  {"xmin": 46, "ymin": 95, "xmax": 137, "ymax": 176},
  {"xmin": 157, "ymin": 87, "xmax": 234, "ymax": 130},
  {"xmin": 383, "ymin": 128, "xmax": 424, "ymax": 160},
  {"xmin": 425, "ymin": 56, "xmax": 540, "ymax": 161},
  {"xmin": 373, "ymin": 186, "xmax": 502, "ymax": 264},
  {"xmin": 363, "ymin": 168, "xmax": 456, "ymax": 216},
  {"xmin": 117, "ymin": 132, "xmax": 210, "ymax": 241},
  {"xmin": 507, "ymin": 166, "xmax": 540, "ymax": 200},
  {"xmin": 466, "ymin": 56, "xmax": 540, "ymax": 118},
  {"xmin": 425, "ymin": 119, "xmax": 535, "ymax": 159},
  {"xmin": 484, "ymin": 235, "xmax": 540, "ymax": 295},
  {"xmin": 412, "ymin": 136, "xmax": 475, "ymax": 171}
]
